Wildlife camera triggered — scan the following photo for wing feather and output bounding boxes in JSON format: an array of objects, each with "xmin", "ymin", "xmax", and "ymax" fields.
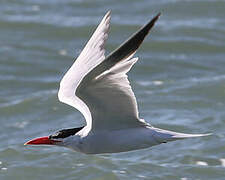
[
  {"xmin": 58, "ymin": 11, "xmax": 111, "ymax": 129},
  {"xmin": 76, "ymin": 13, "xmax": 160, "ymax": 130},
  {"xmin": 58, "ymin": 12, "xmax": 160, "ymax": 131},
  {"xmin": 78, "ymin": 58, "xmax": 141, "ymax": 130}
]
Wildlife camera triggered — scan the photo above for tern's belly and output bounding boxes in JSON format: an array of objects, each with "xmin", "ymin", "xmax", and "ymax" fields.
[{"xmin": 78, "ymin": 127, "xmax": 160, "ymax": 154}]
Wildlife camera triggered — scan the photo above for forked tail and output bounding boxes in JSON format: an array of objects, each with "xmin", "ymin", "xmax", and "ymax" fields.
[{"xmin": 151, "ymin": 127, "xmax": 211, "ymax": 143}]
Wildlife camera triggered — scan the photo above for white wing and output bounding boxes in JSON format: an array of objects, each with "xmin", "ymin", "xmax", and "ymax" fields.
[
  {"xmin": 77, "ymin": 56, "xmax": 142, "ymax": 130},
  {"xmin": 58, "ymin": 11, "xmax": 111, "ymax": 129},
  {"xmin": 59, "ymin": 11, "xmax": 160, "ymax": 131},
  {"xmin": 76, "ymin": 13, "xmax": 161, "ymax": 130}
]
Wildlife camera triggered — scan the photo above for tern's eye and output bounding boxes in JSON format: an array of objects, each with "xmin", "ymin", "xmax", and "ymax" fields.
[
  {"xmin": 49, "ymin": 132, "xmax": 63, "ymax": 139},
  {"xmin": 49, "ymin": 130, "xmax": 72, "ymax": 139},
  {"xmin": 49, "ymin": 126, "xmax": 84, "ymax": 139}
]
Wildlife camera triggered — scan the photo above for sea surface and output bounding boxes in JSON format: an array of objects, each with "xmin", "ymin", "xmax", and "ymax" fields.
[{"xmin": 1, "ymin": 0, "xmax": 225, "ymax": 179}]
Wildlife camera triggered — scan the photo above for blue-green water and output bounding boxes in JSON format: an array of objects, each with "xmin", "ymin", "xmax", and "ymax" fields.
[{"xmin": 1, "ymin": 0, "xmax": 225, "ymax": 179}]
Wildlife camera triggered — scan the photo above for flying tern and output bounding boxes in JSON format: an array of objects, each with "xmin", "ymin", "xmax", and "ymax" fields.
[{"xmin": 25, "ymin": 12, "xmax": 210, "ymax": 154}]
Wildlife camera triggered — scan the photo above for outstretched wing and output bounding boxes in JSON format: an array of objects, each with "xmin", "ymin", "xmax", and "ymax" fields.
[
  {"xmin": 77, "ymin": 13, "xmax": 161, "ymax": 130},
  {"xmin": 58, "ymin": 11, "xmax": 111, "ymax": 129}
]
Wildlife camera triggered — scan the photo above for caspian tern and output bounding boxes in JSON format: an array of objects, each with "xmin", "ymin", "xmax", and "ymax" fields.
[{"xmin": 25, "ymin": 11, "xmax": 210, "ymax": 154}]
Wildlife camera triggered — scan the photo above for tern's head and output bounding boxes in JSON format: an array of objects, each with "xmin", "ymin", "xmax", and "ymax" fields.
[{"xmin": 24, "ymin": 127, "xmax": 84, "ymax": 147}]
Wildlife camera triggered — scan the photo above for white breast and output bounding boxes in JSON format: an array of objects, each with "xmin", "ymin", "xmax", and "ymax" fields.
[{"xmin": 75, "ymin": 127, "xmax": 160, "ymax": 154}]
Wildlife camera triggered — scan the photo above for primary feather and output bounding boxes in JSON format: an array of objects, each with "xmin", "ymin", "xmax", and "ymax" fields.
[
  {"xmin": 58, "ymin": 12, "xmax": 160, "ymax": 131},
  {"xmin": 58, "ymin": 11, "xmax": 111, "ymax": 130}
]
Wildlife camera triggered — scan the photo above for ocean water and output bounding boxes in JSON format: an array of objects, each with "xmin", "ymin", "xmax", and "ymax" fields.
[{"xmin": 1, "ymin": 0, "xmax": 225, "ymax": 179}]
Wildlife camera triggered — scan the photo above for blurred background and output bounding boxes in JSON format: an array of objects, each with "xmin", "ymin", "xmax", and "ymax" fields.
[{"xmin": 0, "ymin": 0, "xmax": 225, "ymax": 179}]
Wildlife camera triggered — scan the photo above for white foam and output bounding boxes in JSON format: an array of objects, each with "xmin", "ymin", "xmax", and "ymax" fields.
[
  {"xmin": 76, "ymin": 163, "xmax": 84, "ymax": 167},
  {"xmin": 112, "ymin": 170, "xmax": 126, "ymax": 174},
  {"xmin": 181, "ymin": 178, "xmax": 188, "ymax": 180},
  {"xmin": 153, "ymin": 80, "xmax": 163, "ymax": 86},
  {"xmin": 59, "ymin": 49, "xmax": 67, "ymax": 56},
  {"xmin": 137, "ymin": 175, "xmax": 146, "ymax": 178},
  {"xmin": 219, "ymin": 158, "xmax": 225, "ymax": 167},
  {"xmin": 138, "ymin": 80, "xmax": 163, "ymax": 86},
  {"xmin": 196, "ymin": 161, "xmax": 208, "ymax": 166}
]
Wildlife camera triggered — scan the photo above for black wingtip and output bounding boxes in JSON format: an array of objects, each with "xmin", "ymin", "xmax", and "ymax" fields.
[
  {"xmin": 156, "ymin": 12, "xmax": 161, "ymax": 18},
  {"xmin": 84, "ymin": 12, "xmax": 162, "ymax": 80},
  {"xmin": 111, "ymin": 12, "xmax": 161, "ymax": 59},
  {"xmin": 144, "ymin": 12, "xmax": 161, "ymax": 32},
  {"xmin": 149, "ymin": 13, "xmax": 161, "ymax": 27}
]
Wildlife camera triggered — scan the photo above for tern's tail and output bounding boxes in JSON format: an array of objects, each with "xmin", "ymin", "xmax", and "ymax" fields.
[{"xmin": 151, "ymin": 127, "xmax": 211, "ymax": 143}]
